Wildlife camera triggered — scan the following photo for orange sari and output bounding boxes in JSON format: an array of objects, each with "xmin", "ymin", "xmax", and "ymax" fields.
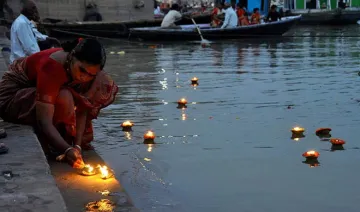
[
  {"xmin": 237, "ymin": 8, "xmax": 249, "ymax": 26},
  {"xmin": 250, "ymin": 13, "xmax": 261, "ymax": 24},
  {"xmin": 211, "ymin": 7, "xmax": 222, "ymax": 27}
]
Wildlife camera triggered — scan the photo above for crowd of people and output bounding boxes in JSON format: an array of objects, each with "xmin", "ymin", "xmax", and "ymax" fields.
[
  {"xmin": 159, "ymin": 2, "xmax": 283, "ymax": 29},
  {"xmin": 211, "ymin": 3, "xmax": 282, "ymax": 28}
]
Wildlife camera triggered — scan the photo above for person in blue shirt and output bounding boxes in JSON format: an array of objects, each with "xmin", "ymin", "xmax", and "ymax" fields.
[
  {"xmin": 10, "ymin": 0, "xmax": 59, "ymax": 63},
  {"xmin": 221, "ymin": 2, "xmax": 238, "ymax": 29}
]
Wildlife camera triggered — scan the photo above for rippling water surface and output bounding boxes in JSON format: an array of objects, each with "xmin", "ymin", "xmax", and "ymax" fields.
[{"xmin": 94, "ymin": 26, "xmax": 360, "ymax": 212}]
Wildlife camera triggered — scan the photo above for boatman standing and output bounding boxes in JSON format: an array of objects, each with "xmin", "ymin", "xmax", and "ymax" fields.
[
  {"xmin": 161, "ymin": 3, "xmax": 182, "ymax": 28},
  {"xmin": 221, "ymin": 2, "xmax": 238, "ymax": 29}
]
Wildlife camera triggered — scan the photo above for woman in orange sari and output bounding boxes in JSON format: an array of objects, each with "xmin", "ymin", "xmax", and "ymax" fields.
[
  {"xmin": 0, "ymin": 38, "xmax": 118, "ymax": 168},
  {"xmin": 211, "ymin": 3, "xmax": 223, "ymax": 27},
  {"xmin": 250, "ymin": 8, "xmax": 261, "ymax": 25},
  {"xmin": 236, "ymin": 4, "xmax": 249, "ymax": 26}
]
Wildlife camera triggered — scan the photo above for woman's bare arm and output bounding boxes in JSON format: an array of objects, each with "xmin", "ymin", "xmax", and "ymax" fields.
[
  {"xmin": 36, "ymin": 102, "xmax": 70, "ymax": 151},
  {"xmin": 75, "ymin": 111, "xmax": 87, "ymax": 147}
]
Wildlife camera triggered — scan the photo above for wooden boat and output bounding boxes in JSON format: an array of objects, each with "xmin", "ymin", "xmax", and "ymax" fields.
[
  {"xmin": 286, "ymin": 9, "xmax": 360, "ymax": 25},
  {"xmin": 129, "ymin": 15, "xmax": 302, "ymax": 41},
  {"xmin": 38, "ymin": 13, "xmax": 211, "ymax": 38}
]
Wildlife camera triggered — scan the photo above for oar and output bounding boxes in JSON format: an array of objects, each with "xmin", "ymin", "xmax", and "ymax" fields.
[{"xmin": 191, "ymin": 18, "xmax": 210, "ymax": 45}]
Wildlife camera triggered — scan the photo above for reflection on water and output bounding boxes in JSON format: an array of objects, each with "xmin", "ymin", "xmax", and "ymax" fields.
[{"xmin": 94, "ymin": 26, "xmax": 360, "ymax": 212}]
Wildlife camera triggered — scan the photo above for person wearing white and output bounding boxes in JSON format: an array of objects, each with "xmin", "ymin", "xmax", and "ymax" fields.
[
  {"xmin": 10, "ymin": 0, "xmax": 58, "ymax": 63},
  {"xmin": 161, "ymin": 4, "xmax": 182, "ymax": 28},
  {"xmin": 221, "ymin": 3, "xmax": 238, "ymax": 29},
  {"xmin": 10, "ymin": 0, "xmax": 49, "ymax": 63}
]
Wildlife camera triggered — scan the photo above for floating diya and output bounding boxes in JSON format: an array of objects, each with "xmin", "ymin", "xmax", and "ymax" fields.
[
  {"xmin": 191, "ymin": 77, "xmax": 199, "ymax": 85},
  {"xmin": 81, "ymin": 164, "xmax": 96, "ymax": 176},
  {"xmin": 177, "ymin": 98, "xmax": 188, "ymax": 108},
  {"xmin": 302, "ymin": 150, "xmax": 320, "ymax": 159},
  {"xmin": 330, "ymin": 138, "xmax": 346, "ymax": 146},
  {"xmin": 144, "ymin": 130, "xmax": 156, "ymax": 144},
  {"xmin": 291, "ymin": 126, "xmax": 305, "ymax": 134},
  {"xmin": 120, "ymin": 121, "xmax": 134, "ymax": 131},
  {"xmin": 315, "ymin": 128, "xmax": 332, "ymax": 137},
  {"xmin": 330, "ymin": 138, "xmax": 346, "ymax": 151}
]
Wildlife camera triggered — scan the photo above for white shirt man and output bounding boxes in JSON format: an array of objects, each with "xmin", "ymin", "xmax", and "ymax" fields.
[
  {"xmin": 221, "ymin": 6, "xmax": 238, "ymax": 29},
  {"xmin": 10, "ymin": 14, "xmax": 48, "ymax": 63},
  {"xmin": 161, "ymin": 10, "xmax": 182, "ymax": 28}
]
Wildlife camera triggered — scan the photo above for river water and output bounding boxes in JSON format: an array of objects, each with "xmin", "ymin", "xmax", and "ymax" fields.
[{"xmin": 94, "ymin": 26, "xmax": 360, "ymax": 212}]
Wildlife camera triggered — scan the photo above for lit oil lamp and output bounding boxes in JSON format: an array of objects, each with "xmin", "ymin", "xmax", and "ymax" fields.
[
  {"xmin": 291, "ymin": 127, "xmax": 305, "ymax": 134},
  {"xmin": 302, "ymin": 150, "xmax": 320, "ymax": 159},
  {"xmin": 144, "ymin": 131, "xmax": 156, "ymax": 144},
  {"xmin": 330, "ymin": 138, "xmax": 345, "ymax": 151},
  {"xmin": 177, "ymin": 98, "xmax": 188, "ymax": 109},
  {"xmin": 97, "ymin": 165, "xmax": 114, "ymax": 180},
  {"xmin": 191, "ymin": 77, "xmax": 199, "ymax": 85},
  {"xmin": 120, "ymin": 121, "xmax": 134, "ymax": 131},
  {"xmin": 291, "ymin": 126, "xmax": 305, "ymax": 139},
  {"xmin": 81, "ymin": 164, "xmax": 96, "ymax": 176},
  {"xmin": 315, "ymin": 128, "xmax": 332, "ymax": 138}
]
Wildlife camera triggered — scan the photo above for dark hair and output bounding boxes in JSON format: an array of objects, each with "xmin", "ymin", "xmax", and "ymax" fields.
[
  {"xmin": 171, "ymin": 3, "xmax": 179, "ymax": 10},
  {"xmin": 253, "ymin": 8, "xmax": 259, "ymax": 13},
  {"xmin": 270, "ymin": 5, "xmax": 277, "ymax": 10},
  {"xmin": 61, "ymin": 38, "xmax": 106, "ymax": 69},
  {"xmin": 21, "ymin": 0, "xmax": 39, "ymax": 21}
]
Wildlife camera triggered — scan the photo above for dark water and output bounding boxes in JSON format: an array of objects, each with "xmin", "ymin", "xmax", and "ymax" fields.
[{"xmin": 94, "ymin": 26, "xmax": 360, "ymax": 212}]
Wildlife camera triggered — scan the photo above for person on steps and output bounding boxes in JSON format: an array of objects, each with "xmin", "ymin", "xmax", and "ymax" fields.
[
  {"xmin": 10, "ymin": 0, "xmax": 59, "ymax": 63},
  {"xmin": 0, "ymin": 38, "xmax": 118, "ymax": 168}
]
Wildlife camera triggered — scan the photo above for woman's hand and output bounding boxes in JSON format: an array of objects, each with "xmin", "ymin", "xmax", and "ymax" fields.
[{"xmin": 66, "ymin": 149, "xmax": 85, "ymax": 169}]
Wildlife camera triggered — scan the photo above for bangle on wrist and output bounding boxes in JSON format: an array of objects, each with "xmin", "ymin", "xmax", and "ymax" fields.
[
  {"xmin": 64, "ymin": 147, "xmax": 73, "ymax": 156},
  {"xmin": 75, "ymin": 145, "xmax": 82, "ymax": 151}
]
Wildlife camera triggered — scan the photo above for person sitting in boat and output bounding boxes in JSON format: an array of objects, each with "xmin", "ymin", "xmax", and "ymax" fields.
[
  {"xmin": 221, "ymin": 2, "xmax": 238, "ymax": 29},
  {"xmin": 211, "ymin": 3, "xmax": 224, "ymax": 27},
  {"xmin": 236, "ymin": 4, "xmax": 249, "ymax": 26},
  {"xmin": 250, "ymin": 8, "xmax": 261, "ymax": 25},
  {"xmin": 0, "ymin": 38, "xmax": 118, "ymax": 169},
  {"xmin": 338, "ymin": 0, "xmax": 346, "ymax": 9},
  {"xmin": 10, "ymin": 0, "xmax": 59, "ymax": 63},
  {"xmin": 161, "ymin": 3, "xmax": 183, "ymax": 28},
  {"xmin": 265, "ymin": 5, "xmax": 281, "ymax": 22}
]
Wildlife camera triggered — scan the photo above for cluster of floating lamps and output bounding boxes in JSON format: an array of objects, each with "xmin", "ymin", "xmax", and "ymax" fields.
[
  {"xmin": 291, "ymin": 126, "xmax": 346, "ymax": 167},
  {"xmin": 81, "ymin": 76, "xmax": 198, "ymax": 179}
]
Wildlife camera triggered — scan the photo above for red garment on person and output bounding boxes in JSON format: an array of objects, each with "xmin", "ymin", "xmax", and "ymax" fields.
[{"xmin": 25, "ymin": 48, "xmax": 69, "ymax": 104}]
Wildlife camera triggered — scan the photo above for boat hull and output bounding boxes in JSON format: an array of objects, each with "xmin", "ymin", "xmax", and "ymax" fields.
[
  {"xmin": 40, "ymin": 14, "xmax": 211, "ymax": 38},
  {"xmin": 129, "ymin": 16, "xmax": 301, "ymax": 41}
]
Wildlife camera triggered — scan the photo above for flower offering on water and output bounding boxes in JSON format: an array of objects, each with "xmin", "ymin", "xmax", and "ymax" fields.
[
  {"xmin": 144, "ymin": 131, "xmax": 155, "ymax": 140},
  {"xmin": 191, "ymin": 77, "xmax": 198, "ymax": 85},
  {"xmin": 177, "ymin": 98, "xmax": 188, "ymax": 108},
  {"xmin": 330, "ymin": 138, "xmax": 345, "ymax": 146},
  {"xmin": 302, "ymin": 150, "xmax": 320, "ymax": 159},
  {"xmin": 291, "ymin": 127, "xmax": 305, "ymax": 133},
  {"xmin": 121, "ymin": 120, "xmax": 134, "ymax": 131}
]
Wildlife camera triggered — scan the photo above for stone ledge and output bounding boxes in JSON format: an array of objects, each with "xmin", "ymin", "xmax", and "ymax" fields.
[{"xmin": 0, "ymin": 122, "xmax": 68, "ymax": 212}]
